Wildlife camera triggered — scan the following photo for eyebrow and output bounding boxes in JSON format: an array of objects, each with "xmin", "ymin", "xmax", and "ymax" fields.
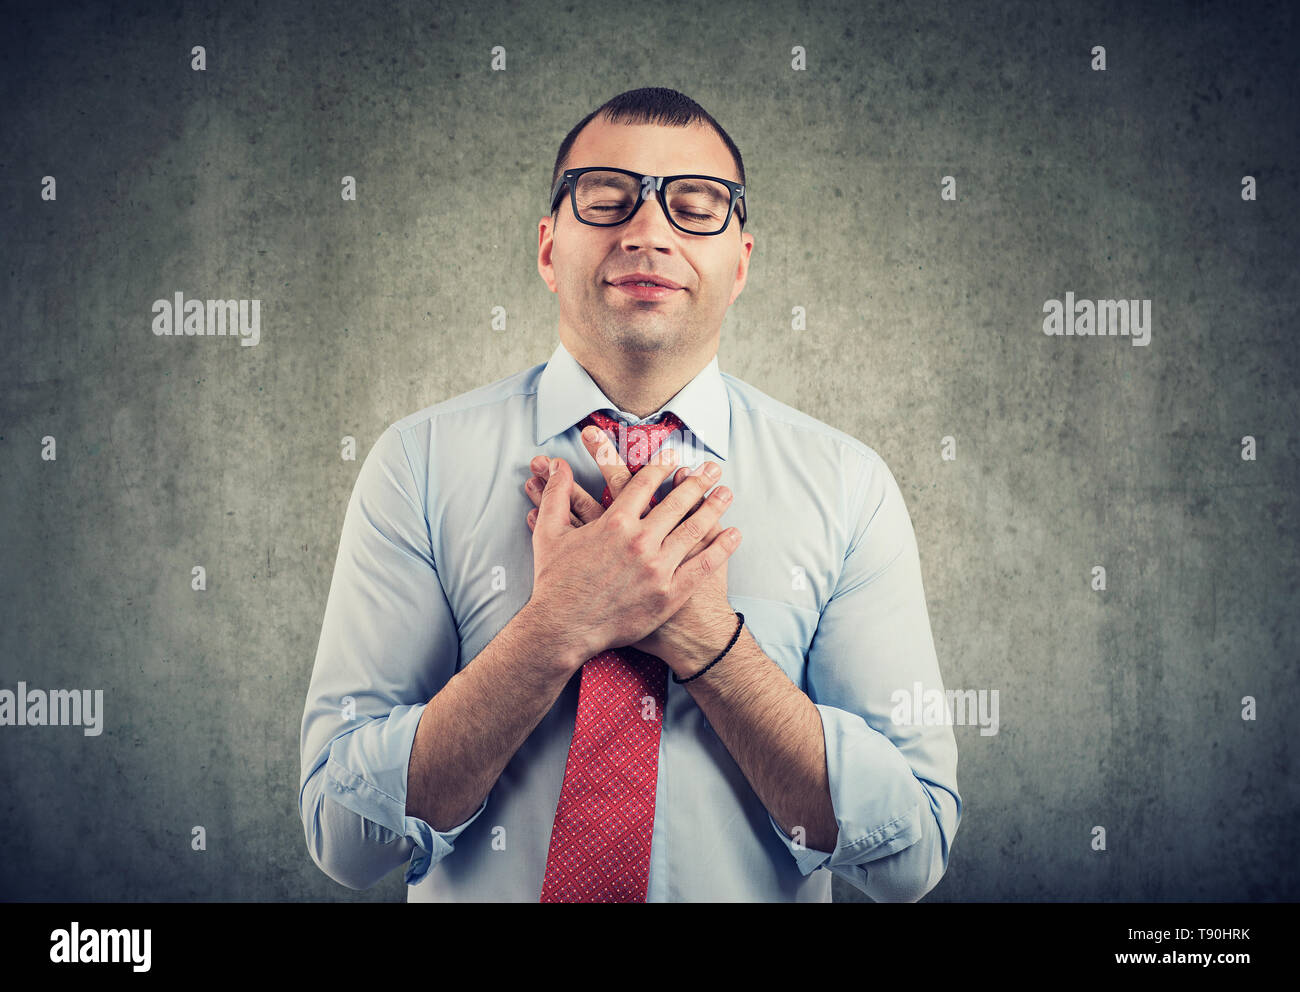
[
  {"xmin": 667, "ymin": 179, "xmax": 730, "ymax": 202},
  {"xmin": 580, "ymin": 174, "xmax": 634, "ymax": 193}
]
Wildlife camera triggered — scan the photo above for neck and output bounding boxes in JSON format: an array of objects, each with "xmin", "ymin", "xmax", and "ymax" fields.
[{"xmin": 562, "ymin": 331, "xmax": 716, "ymax": 420}]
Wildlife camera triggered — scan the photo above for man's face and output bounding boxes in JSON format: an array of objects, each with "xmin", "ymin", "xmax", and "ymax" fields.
[{"xmin": 538, "ymin": 118, "xmax": 754, "ymax": 361}]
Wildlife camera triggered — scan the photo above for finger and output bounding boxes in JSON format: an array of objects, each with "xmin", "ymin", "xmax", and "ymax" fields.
[
  {"xmin": 661, "ymin": 464, "xmax": 714, "ymax": 561},
  {"xmin": 535, "ymin": 457, "xmax": 573, "ymax": 536},
  {"xmin": 680, "ymin": 516, "xmax": 721, "ymax": 564},
  {"xmin": 524, "ymin": 474, "xmax": 588, "ymax": 527},
  {"xmin": 666, "ymin": 500, "xmax": 714, "ymax": 560},
  {"xmin": 605, "ymin": 446, "xmax": 679, "ymax": 522},
  {"xmin": 644, "ymin": 461, "xmax": 721, "ymax": 545},
  {"xmin": 661, "ymin": 482, "xmax": 732, "ymax": 564},
  {"xmin": 531, "ymin": 465, "xmax": 603, "ymax": 523},
  {"xmin": 670, "ymin": 468, "xmax": 712, "ymax": 522},
  {"xmin": 528, "ymin": 505, "xmax": 574, "ymax": 531},
  {"xmin": 569, "ymin": 481, "xmax": 605, "ymax": 523},
  {"xmin": 581, "ymin": 425, "xmax": 633, "ymax": 504},
  {"xmin": 670, "ymin": 527, "xmax": 742, "ymax": 598}
]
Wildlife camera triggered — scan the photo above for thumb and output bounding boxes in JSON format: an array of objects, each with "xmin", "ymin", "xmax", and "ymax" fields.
[{"xmin": 536, "ymin": 457, "xmax": 571, "ymax": 535}]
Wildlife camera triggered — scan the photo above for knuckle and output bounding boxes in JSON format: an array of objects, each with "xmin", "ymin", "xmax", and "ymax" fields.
[
  {"xmin": 650, "ymin": 575, "xmax": 673, "ymax": 609},
  {"xmin": 636, "ymin": 553, "xmax": 659, "ymax": 582},
  {"xmin": 678, "ymin": 516, "xmax": 704, "ymax": 544},
  {"xmin": 628, "ymin": 530, "xmax": 652, "ymax": 557}
]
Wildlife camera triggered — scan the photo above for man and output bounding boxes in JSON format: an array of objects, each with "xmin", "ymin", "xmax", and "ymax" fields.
[{"xmin": 299, "ymin": 87, "xmax": 961, "ymax": 902}]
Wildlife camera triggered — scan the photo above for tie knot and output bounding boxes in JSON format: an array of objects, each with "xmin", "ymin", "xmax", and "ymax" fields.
[{"xmin": 582, "ymin": 409, "xmax": 684, "ymax": 473}]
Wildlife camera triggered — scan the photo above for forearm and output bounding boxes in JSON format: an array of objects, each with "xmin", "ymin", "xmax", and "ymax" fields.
[
  {"xmin": 674, "ymin": 626, "xmax": 840, "ymax": 853},
  {"xmin": 406, "ymin": 600, "xmax": 587, "ymax": 831}
]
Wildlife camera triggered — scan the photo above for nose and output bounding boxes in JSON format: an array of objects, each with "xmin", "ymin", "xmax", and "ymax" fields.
[{"xmin": 617, "ymin": 189, "xmax": 677, "ymax": 249}]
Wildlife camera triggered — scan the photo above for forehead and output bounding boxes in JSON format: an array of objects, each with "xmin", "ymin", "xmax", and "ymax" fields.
[{"xmin": 567, "ymin": 117, "xmax": 737, "ymax": 181}]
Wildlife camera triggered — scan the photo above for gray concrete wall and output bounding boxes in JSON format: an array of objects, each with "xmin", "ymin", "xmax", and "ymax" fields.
[{"xmin": 1, "ymin": 0, "xmax": 1296, "ymax": 901}]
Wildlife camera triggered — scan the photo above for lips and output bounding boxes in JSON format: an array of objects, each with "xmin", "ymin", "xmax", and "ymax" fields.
[
  {"xmin": 608, "ymin": 273, "xmax": 685, "ymax": 290},
  {"xmin": 609, "ymin": 281, "xmax": 683, "ymax": 301}
]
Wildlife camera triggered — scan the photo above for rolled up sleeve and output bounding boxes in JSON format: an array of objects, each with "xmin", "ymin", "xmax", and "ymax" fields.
[
  {"xmin": 298, "ymin": 424, "xmax": 485, "ymax": 890},
  {"xmin": 772, "ymin": 450, "xmax": 961, "ymax": 901}
]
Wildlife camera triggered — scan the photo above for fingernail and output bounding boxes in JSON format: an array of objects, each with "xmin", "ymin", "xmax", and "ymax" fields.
[
  {"xmin": 704, "ymin": 462, "xmax": 720, "ymax": 480},
  {"xmin": 549, "ymin": 458, "xmax": 560, "ymax": 475}
]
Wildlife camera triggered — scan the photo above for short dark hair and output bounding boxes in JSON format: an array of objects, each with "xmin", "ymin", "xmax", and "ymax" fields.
[{"xmin": 550, "ymin": 87, "xmax": 746, "ymax": 226}]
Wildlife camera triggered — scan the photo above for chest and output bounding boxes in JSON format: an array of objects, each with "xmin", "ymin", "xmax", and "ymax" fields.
[{"xmin": 431, "ymin": 473, "xmax": 839, "ymax": 685}]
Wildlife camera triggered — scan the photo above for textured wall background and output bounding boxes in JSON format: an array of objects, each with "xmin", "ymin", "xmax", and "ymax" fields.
[{"xmin": 1, "ymin": 0, "xmax": 1296, "ymax": 902}]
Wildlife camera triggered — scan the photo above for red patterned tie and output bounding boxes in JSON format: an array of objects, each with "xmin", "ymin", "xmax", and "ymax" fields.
[{"xmin": 539, "ymin": 409, "xmax": 685, "ymax": 902}]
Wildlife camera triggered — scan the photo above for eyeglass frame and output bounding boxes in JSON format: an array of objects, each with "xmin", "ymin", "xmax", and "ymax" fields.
[{"xmin": 548, "ymin": 166, "xmax": 747, "ymax": 236}]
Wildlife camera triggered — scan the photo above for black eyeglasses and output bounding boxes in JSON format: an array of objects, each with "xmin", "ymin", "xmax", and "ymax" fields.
[{"xmin": 549, "ymin": 166, "xmax": 747, "ymax": 236}]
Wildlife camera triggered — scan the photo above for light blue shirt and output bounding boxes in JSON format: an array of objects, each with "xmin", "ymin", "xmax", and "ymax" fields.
[{"xmin": 299, "ymin": 339, "xmax": 961, "ymax": 902}]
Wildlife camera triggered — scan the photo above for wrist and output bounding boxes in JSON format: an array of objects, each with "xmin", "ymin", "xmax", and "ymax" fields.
[
  {"xmin": 663, "ymin": 610, "xmax": 742, "ymax": 680},
  {"xmin": 517, "ymin": 598, "xmax": 595, "ymax": 675}
]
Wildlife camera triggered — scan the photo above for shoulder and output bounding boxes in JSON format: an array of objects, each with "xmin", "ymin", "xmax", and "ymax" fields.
[
  {"xmin": 721, "ymin": 370, "xmax": 888, "ymax": 485},
  {"xmin": 390, "ymin": 360, "xmax": 545, "ymax": 436},
  {"xmin": 361, "ymin": 358, "xmax": 546, "ymax": 487}
]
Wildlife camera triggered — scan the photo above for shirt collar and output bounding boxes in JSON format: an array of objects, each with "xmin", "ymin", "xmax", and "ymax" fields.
[{"xmin": 534, "ymin": 339, "xmax": 730, "ymax": 461}]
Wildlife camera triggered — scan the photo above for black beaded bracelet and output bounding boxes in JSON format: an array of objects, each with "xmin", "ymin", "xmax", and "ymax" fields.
[{"xmin": 672, "ymin": 612, "xmax": 745, "ymax": 684}]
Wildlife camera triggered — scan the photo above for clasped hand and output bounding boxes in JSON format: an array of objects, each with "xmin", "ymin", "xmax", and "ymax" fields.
[{"xmin": 522, "ymin": 426, "xmax": 741, "ymax": 668}]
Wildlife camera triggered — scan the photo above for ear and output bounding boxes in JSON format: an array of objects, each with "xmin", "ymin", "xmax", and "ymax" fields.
[{"xmin": 537, "ymin": 215, "xmax": 559, "ymax": 294}]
